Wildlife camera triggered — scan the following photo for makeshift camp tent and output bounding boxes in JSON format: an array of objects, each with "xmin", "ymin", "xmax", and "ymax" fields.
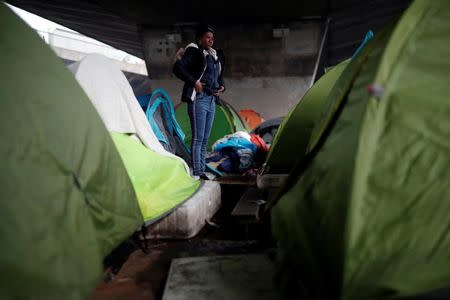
[
  {"xmin": 69, "ymin": 54, "xmax": 190, "ymax": 174},
  {"xmin": 0, "ymin": 4, "xmax": 143, "ymax": 299},
  {"xmin": 143, "ymin": 88, "xmax": 192, "ymax": 165},
  {"xmin": 263, "ymin": 60, "xmax": 348, "ymax": 175},
  {"xmin": 261, "ymin": 31, "xmax": 372, "ymax": 176},
  {"xmin": 272, "ymin": 1, "xmax": 450, "ymax": 300},
  {"xmin": 175, "ymin": 99, "xmax": 248, "ymax": 150}
]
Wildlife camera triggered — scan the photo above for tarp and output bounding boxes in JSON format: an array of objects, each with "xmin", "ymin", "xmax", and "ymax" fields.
[
  {"xmin": 144, "ymin": 88, "xmax": 192, "ymax": 165},
  {"xmin": 264, "ymin": 60, "xmax": 348, "ymax": 174},
  {"xmin": 0, "ymin": 4, "xmax": 142, "ymax": 299},
  {"xmin": 272, "ymin": 1, "xmax": 450, "ymax": 299},
  {"xmin": 175, "ymin": 99, "xmax": 248, "ymax": 150},
  {"xmin": 111, "ymin": 133, "xmax": 200, "ymax": 224},
  {"xmin": 69, "ymin": 54, "xmax": 190, "ymax": 174}
]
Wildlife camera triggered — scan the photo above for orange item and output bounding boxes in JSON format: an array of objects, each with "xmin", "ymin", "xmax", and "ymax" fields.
[{"xmin": 238, "ymin": 109, "xmax": 264, "ymax": 130}]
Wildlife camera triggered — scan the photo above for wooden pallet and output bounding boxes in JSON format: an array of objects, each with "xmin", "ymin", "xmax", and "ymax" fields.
[{"xmin": 214, "ymin": 175, "xmax": 257, "ymax": 186}]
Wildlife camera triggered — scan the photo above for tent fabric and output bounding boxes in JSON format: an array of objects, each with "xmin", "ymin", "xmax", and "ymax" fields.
[
  {"xmin": 68, "ymin": 54, "xmax": 190, "ymax": 174},
  {"xmin": 111, "ymin": 133, "xmax": 200, "ymax": 224},
  {"xmin": 272, "ymin": 24, "xmax": 395, "ymax": 299},
  {"xmin": 175, "ymin": 99, "xmax": 248, "ymax": 150},
  {"xmin": 0, "ymin": 4, "xmax": 142, "ymax": 299},
  {"xmin": 145, "ymin": 88, "xmax": 192, "ymax": 165},
  {"xmin": 148, "ymin": 89, "xmax": 186, "ymax": 143},
  {"xmin": 239, "ymin": 109, "xmax": 264, "ymax": 130},
  {"xmin": 272, "ymin": 1, "xmax": 450, "ymax": 299},
  {"xmin": 264, "ymin": 60, "xmax": 347, "ymax": 174},
  {"xmin": 226, "ymin": 101, "xmax": 249, "ymax": 132}
]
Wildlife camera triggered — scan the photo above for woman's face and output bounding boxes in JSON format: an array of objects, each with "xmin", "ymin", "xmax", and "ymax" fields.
[{"xmin": 199, "ymin": 32, "xmax": 214, "ymax": 49}]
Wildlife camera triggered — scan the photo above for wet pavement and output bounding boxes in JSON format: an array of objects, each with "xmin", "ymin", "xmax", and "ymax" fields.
[{"xmin": 91, "ymin": 184, "xmax": 274, "ymax": 300}]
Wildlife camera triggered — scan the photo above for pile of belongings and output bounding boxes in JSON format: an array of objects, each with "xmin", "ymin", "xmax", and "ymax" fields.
[{"xmin": 207, "ymin": 131, "xmax": 268, "ymax": 175}]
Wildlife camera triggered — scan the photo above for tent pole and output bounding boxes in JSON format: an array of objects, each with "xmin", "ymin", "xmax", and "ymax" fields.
[{"xmin": 310, "ymin": 18, "xmax": 330, "ymax": 87}]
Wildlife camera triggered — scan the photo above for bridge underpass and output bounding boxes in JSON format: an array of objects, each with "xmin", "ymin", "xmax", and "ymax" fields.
[
  {"xmin": 7, "ymin": 2, "xmax": 449, "ymax": 300},
  {"xmin": 7, "ymin": 0, "xmax": 410, "ymax": 119}
]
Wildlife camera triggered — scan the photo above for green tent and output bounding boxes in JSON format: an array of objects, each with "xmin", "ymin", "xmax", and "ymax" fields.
[
  {"xmin": 0, "ymin": 4, "xmax": 142, "ymax": 299},
  {"xmin": 0, "ymin": 5, "xmax": 201, "ymax": 299},
  {"xmin": 175, "ymin": 99, "xmax": 248, "ymax": 150},
  {"xmin": 272, "ymin": 1, "xmax": 450, "ymax": 299},
  {"xmin": 111, "ymin": 133, "xmax": 200, "ymax": 225},
  {"xmin": 264, "ymin": 60, "xmax": 348, "ymax": 174}
]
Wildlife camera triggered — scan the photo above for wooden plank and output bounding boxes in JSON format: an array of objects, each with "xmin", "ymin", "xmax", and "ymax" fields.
[
  {"xmin": 256, "ymin": 173, "xmax": 289, "ymax": 189},
  {"xmin": 214, "ymin": 175, "xmax": 256, "ymax": 186},
  {"xmin": 231, "ymin": 188, "xmax": 265, "ymax": 219}
]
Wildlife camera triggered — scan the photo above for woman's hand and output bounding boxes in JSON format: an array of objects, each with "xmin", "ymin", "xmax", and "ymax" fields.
[
  {"xmin": 175, "ymin": 48, "xmax": 185, "ymax": 61},
  {"xmin": 214, "ymin": 86, "xmax": 225, "ymax": 95},
  {"xmin": 195, "ymin": 80, "xmax": 204, "ymax": 93}
]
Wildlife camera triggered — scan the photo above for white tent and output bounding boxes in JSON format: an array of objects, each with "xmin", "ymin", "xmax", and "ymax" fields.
[{"xmin": 69, "ymin": 54, "xmax": 190, "ymax": 173}]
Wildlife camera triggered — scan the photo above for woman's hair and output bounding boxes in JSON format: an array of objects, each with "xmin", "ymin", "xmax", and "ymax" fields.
[{"xmin": 195, "ymin": 24, "xmax": 215, "ymax": 41}]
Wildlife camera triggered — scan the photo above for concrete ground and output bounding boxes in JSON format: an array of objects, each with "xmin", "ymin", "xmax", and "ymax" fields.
[{"xmin": 90, "ymin": 185, "xmax": 276, "ymax": 300}]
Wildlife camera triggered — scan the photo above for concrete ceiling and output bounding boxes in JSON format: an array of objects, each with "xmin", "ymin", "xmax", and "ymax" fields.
[{"xmin": 7, "ymin": 0, "xmax": 411, "ymax": 65}]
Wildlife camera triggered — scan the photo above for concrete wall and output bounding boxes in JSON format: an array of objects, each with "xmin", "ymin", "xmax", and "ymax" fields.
[
  {"xmin": 142, "ymin": 22, "xmax": 321, "ymax": 78},
  {"xmin": 142, "ymin": 21, "xmax": 320, "ymax": 119},
  {"xmin": 151, "ymin": 76, "xmax": 310, "ymax": 120},
  {"xmin": 223, "ymin": 76, "xmax": 311, "ymax": 119}
]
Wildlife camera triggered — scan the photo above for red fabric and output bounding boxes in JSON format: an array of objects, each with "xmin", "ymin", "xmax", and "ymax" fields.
[{"xmin": 250, "ymin": 134, "xmax": 269, "ymax": 153}]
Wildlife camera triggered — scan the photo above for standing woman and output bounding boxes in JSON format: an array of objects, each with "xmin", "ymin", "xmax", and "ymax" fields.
[{"xmin": 173, "ymin": 24, "xmax": 225, "ymax": 179}]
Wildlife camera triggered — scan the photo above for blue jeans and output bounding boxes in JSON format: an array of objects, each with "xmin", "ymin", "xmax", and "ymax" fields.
[{"xmin": 188, "ymin": 92, "xmax": 216, "ymax": 176}]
